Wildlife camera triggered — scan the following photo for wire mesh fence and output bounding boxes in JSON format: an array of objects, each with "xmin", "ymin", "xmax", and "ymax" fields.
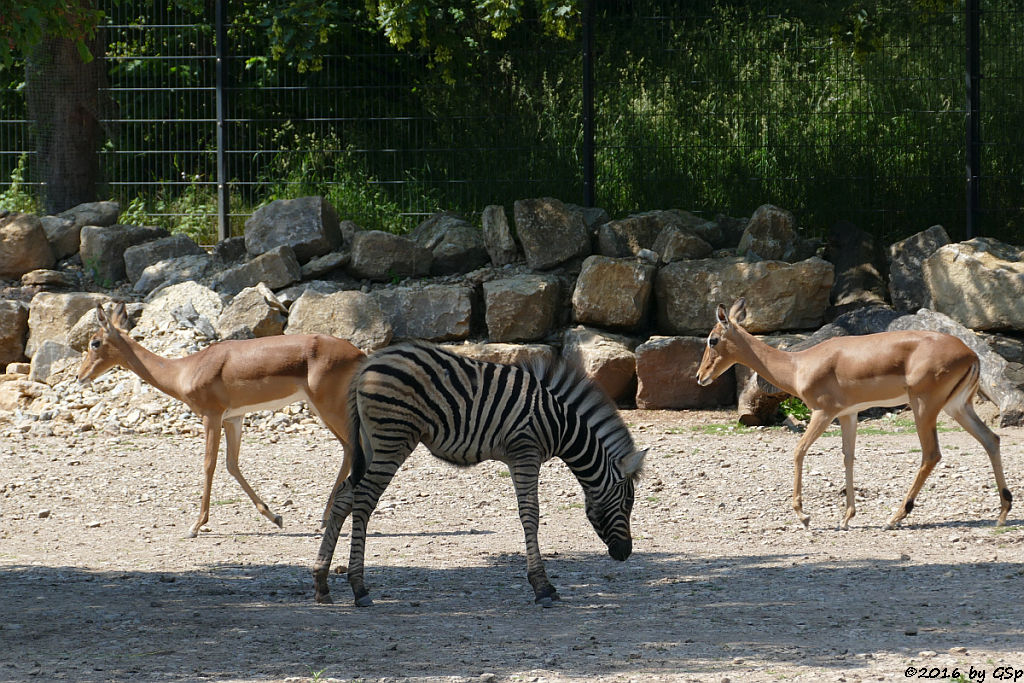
[{"xmin": 1, "ymin": 1, "xmax": 1022, "ymax": 244}]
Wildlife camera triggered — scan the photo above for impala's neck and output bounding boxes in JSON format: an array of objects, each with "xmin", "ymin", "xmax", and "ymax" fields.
[
  {"xmin": 111, "ymin": 333, "xmax": 187, "ymax": 402},
  {"xmin": 728, "ymin": 326, "xmax": 800, "ymax": 396}
]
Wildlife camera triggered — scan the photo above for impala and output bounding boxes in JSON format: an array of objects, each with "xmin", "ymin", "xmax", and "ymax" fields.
[
  {"xmin": 78, "ymin": 302, "xmax": 365, "ymax": 538},
  {"xmin": 696, "ymin": 298, "xmax": 1012, "ymax": 530}
]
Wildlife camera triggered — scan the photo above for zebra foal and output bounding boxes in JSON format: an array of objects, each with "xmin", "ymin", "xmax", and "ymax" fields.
[{"xmin": 313, "ymin": 341, "xmax": 647, "ymax": 607}]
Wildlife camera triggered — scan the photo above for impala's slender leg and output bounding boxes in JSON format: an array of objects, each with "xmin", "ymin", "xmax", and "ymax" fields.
[
  {"xmin": 317, "ymin": 417, "xmax": 353, "ymax": 527},
  {"xmin": 792, "ymin": 410, "xmax": 836, "ymax": 528},
  {"xmin": 886, "ymin": 397, "xmax": 943, "ymax": 529},
  {"xmin": 313, "ymin": 476, "xmax": 355, "ymax": 604},
  {"xmin": 838, "ymin": 413, "xmax": 858, "ymax": 530},
  {"xmin": 189, "ymin": 414, "xmax": 223, "ymax": 538},
  {"xmin": 946, "ymin": 400, "xmax": 1012, "ymax": 526},
  {"xmin": 509, "ymin": 456, "xmax": 557, "ymax": 606},
  {"xmin": 222, "ymin": 416, "xmax": 282, "ymax": 528}
]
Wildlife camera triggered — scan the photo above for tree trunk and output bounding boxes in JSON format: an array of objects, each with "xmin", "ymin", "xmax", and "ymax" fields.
[{"xmin": 25, "ymin": 28, "xmax": 108, "ymax": 214}]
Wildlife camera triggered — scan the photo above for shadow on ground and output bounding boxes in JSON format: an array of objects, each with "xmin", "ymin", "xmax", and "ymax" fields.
[{"xmin": 2, "ymin": 548, "xmax": 1021, "ymax": 681}]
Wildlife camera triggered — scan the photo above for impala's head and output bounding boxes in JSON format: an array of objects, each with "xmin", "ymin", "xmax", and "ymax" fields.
[
  {"xmin": 696, "ymin": 298, "xmax": 747, "ymax": 387},
  {"xmin": 583, "ymin": 447, "xmax": 647, "ymax": 561},
  {"xmin": 78, "ymin": 303, "xmax": 131, "ymax": 383}
]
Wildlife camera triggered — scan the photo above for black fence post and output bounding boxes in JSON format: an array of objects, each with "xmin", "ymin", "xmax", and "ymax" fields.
[
  {"xmin": 582, "ymin": 0, "xmax": 595, "ymax": 208},
  {"xmin": 966, "ymin": 0, "xmax": 981, "ymax": 239},
  {"xmin": 215, "ymin": 0, "xmax": 230, "ymax": 242}
]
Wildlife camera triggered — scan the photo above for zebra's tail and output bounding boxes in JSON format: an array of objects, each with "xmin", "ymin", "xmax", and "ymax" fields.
[{"xmin": 347, "ymin": 375, "xmax": 370, "ymax": 487}]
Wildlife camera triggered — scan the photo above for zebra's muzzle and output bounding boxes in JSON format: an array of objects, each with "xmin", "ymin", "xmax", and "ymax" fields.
[{"xmin": 608, "ymin": 538, "xmax": 632, "ymax": 561}]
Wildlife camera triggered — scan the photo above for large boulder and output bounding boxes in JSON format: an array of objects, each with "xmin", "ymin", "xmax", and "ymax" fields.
[
  {"xmin": 652, "ymin": 226, "xmax": 713, "ymax": 263},
  {"xmin": 513, "ymin": 197, "xmax": 590, "ymax": 270},
  {"xmin": 50, "ymin": 200, "xmax": 120, "ymax": 258},
  {"xmin": 216, "ymin": 283, "xmax": 287, "ymax": 339},
  {"xmin": 286, "ymin": 289, "xmax": 393, "ymax": 351},
  {"xmin": 135, "ymin": 281, "xmax": 223, "ymax": 337},
  {"xmin": 210, "ymin": 245, "xmax": 301, "ymax": 296},
  {"xmin": 348, "ymin": 230, "xmax": 432, "ymax": 281},
  {"xmin": 481, "ymin": 204, "xmax": 519, "ymax": 266},
  {"xmin": 244, "ymin": 196, "xmax": 342, "ymax": 262},
  {"xmin": 0, "ymin": 300, "xmax": 29, "ymax": 367},
  {"xmin": 123, "ymin": 234, "xmax": 205, "ymax": 285},
  {"xmin": 374, "ymin": 284, "xmax": 473, "ymax": 342},
  {"xmin": 572, "ymin": 255, "xmax": 655, "ymax": 331},
  {"xmin": 737, "ymin": 204, "xmax": 799, "ymax": 261},
  {"xmin": 561, "ymin": 326, "xmax": 639, "ymax": 404},
  {"xmin": 923, "ymin": 238, "xmax": 1024, "ymax": 331},
  {"xmin": 655, "ymin": 256, "xmax": 835, "ymax": 335},
  {"xmin": 483, "ymin": 274, "xmax": 561, "ymax": 343},
  {"xmin": 827, "ymin": 220, "xmax": 888, "ymax": 314},
  {"xmin": 635, "ymin": 336, "xmax": 735, "ymax": 409},
  {"xmin": 57, "ymin": 200, "xmax": 120, "ymax": 229},
  {"xmin": 887, "ymin": 225, "xmax": 950, "ymax": 312},
  {"xmin": 133, "ymin": 253, "xmax": 218, "ymax": 296},
  {"xmin": 79, "ymin": 224, "xmax": 168, "ymax": 286},
  {"xmin": 409, "ymin": 212, "xmax": 489, "ymax": 275},
  {"xmin": 446, "ymin": 342, "xmax": 555, "ymax": 367},
  {"xmin": 26, "ymin": 292, "xmax": 108, "ymax": 358},
  {"xmin": 0, "ymin": 211, "xmax": 55, "ymax": 278}
]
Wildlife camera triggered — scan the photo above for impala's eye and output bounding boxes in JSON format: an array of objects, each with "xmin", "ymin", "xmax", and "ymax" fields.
[
  {"xmin": 90, "ymin": 339, "xmax": 102, "ymax": 349},
  {"xmin": 708, "ymin": 336, "xmax": 719, "ymax": 348}
]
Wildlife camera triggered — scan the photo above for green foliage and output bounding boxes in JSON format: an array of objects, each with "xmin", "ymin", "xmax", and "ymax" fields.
[
  {"xmin": 0, "ymin": 0, "xmax": 104, "ymax": 67},
  {"xmin": 0, "ymin": 154, "xmax": 40, "ymax": 214},
  {"xmin": 117, "ymin": 181, "xmax": 219, "ymax": 244},
  {"xmin": 780, "ymin": 397, "xmax": 811, "ymax": 422}
]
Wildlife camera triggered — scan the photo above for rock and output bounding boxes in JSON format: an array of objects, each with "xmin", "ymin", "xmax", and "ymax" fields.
[
  {"xmin": 924, "ymin": 237, "xmax": 1024, "ymax": 330},
  {"xmin": 26, "ymin": 292, "xmax": 108, "ymax": 358},
  {"xmin": 887, "ymin": 225, "xmax": 950, "ymax": 312},
  {"xmin": 40, "ymin": 215, "xmax": 80, "ymax": 260},
  {"xmin": 348, "ymin": 230, "xmax": 432, "ymax": 282},
  {"xmin": 133, "ymin": 253, "xmax": 218, "ymax": 296},
  {"xmin": 275, "ymin": 280, "xmax": 354, "ymax": 308},
  {"xmin": 562, "ymin": 326, "xmax": 639, "ymax": 404},
  {"xmin": 597, "ymin": 212, "xmax": 670, "ymax": 258},
  {"xmin": 481, "ymin": 205, "xmax": 518, "ymax": 266},
  {"xmin": 211, "ymin": 235, "xmax": 247, "ymax": 264},
  {"xmin": 653, "ymin": 225, "xmax": 713, "ymax": 263},
  {"xmin": 300, "ymin": 251, "xmax": 349, "ymax": 280},
  {"xmin": 654, "ymin": 256, "xmax": 834, "ymax": 335},
  {"xmin": 635, "ymin": 336, "xmax": 735, "ymax": 409},
  {"xmin": 374, "ymin": 284, "xmax": 473, "ymax": 342},
  {"xmin": 57, "ymin": 200, "xmax": 120, "ymax": 229},
  {"xmin": 28, "ymin": 340, "xmax": 80, "ymax": 384},
  {"xmin": 513, "ymin": 197, "xmax": 591, "ymax": 270},
  {"xmin": 483, "ymin": 274, "xmax": 561, "ymax": 343},
  {"xmin": 216, "ymin": 283, "xmax": 287, "ymax": 339},
  {"xmin": 446, "ymin": 342, "xmax": 555, "ymax": 367},
  {"xmin": 20, "ymin": 269, "xmax": 77, "ymax": 289},
  {"xmin": 286, "ymin": 289, "xmax": 393, "ymax": 351},
  {"xmin": 827, "ymin": 220, "xmax": 888, "ymax": 314},
  {"xmin": 0, "ymin": 299, "xmax": 29, "ymax": 366},
  {"xmin": 136, "ymin": 281, "xmax": 223, "ymax": 337},
  {"xmin": 123, "ymin": 234, "xmax": 205, "ymax": 285},
  {"xmin": 210, "ymin": 245, "xmax": 301, "ymax": 296},
  {"xmin": 738, "ymin": 204, "xmax": 799, "ymax": 261},
  {"xmin": 409, "ymin": 212, "xmax": 489, "ymax": 275},
  {"xmin": 0, "ymin": 212, "xmax": 55, "ymax": 278},
  {"xmin": 572, "ymin": 255, "xmax": 655, "ymax": 331},
  {"xmin": 79, "ymin": 224, "xmax": 168, "ymax": 286},
  {"xmin": 244, "ymin": 196, "xmax": 342, "ymax": 262}
]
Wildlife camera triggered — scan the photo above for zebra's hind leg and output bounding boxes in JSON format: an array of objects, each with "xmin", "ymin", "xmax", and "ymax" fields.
[
  {"xmin": 313, "ymin": 478, "xmax": 355, "ymax": 604},
  {"xmin": 509, "ymin": 458, "xmax": 560, "ymax": 607},
  {"xmin": 346, "ymin": 456, "xmax": 408, "ymax": 607}
]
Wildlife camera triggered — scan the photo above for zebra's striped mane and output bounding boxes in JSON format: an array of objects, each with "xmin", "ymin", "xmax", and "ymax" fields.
[{"xmin": 522, "ymin": 355, "xmax": 641, "ymax": 479}]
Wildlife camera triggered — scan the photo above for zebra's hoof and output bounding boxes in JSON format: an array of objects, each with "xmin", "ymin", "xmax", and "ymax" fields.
[
  {"xmin": 537, "ymin": 596, "xmax": 555, "ymax": 608},
  {"xmin": 315, "ymin": 592, "xmax": 333, "ymax": 605},
  {"xmin": 355, "ymin": 594, "xmax": 374, "ymax": 607}
]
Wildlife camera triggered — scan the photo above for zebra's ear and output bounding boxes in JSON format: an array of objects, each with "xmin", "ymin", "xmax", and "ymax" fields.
[{"xmin": 620, "ymin": 447, "xmax": 647, "ymax": 478}]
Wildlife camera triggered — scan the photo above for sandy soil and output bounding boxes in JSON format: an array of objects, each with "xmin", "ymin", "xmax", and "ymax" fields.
[{"xmin": 2, "ymin": 407, "xmax": 1024, "ymax": 683}]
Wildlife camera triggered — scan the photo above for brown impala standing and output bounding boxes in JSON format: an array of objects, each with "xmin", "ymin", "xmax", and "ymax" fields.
[
  {"xmin": 78, "ymin": 302, "xmax": 365, "ymax": 538},
  {"xmin": 696, "ymin": 298, "xmax": 1012, "ymax": 530}
]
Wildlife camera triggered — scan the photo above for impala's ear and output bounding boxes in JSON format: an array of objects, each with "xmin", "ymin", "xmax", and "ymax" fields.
[
  {"xmin": 96, "ymin": 304, "xmax": 114, "ymax": 332},
  {"xmin": 111, "ymin": 302, "xmax": 130, "ymax": 331},
  {"xmin": 729, "ymin": 298, "xmax": 747, "ymax": 326},
  {"xmin": 715, "ymin": 303, "xmax": 730, "ymax": 327}
]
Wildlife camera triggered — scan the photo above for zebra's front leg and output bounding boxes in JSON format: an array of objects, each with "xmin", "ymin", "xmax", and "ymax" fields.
[
  {"xmin": 510, "ymin": 460, "xmax": 559, "ymax": 607},
  {"xmin": 313, "ymin": 478, "xmax": 355, "ymax": 604}
]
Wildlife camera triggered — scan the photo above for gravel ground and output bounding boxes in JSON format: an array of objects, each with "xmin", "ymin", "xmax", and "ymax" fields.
[{"xmin": 2, "ymin": 396, "xmax": 1024, "ymax": 683}]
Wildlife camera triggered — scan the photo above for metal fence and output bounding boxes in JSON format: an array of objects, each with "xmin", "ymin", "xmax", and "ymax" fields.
[{"xmin": 1, "ymin": 1, "xmax": 1022, "ymax": 244}]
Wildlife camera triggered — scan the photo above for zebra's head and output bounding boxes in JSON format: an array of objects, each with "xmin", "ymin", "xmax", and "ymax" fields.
[{"xmin": 584, "ymin": 447, "xmax": 647, "ymax": 561}]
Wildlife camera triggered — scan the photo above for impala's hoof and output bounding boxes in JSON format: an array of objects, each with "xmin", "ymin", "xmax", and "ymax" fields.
[
  {"xmin": 537, "ymin": 596, "xmax": 555, "ymax": 608},
  {"xmin": 272, "ymin": 515, "xmax": 283, "ymax": 528},
  {"xmin": 355, "ymin": 594, "xmax": 374, "ymax": 607}
]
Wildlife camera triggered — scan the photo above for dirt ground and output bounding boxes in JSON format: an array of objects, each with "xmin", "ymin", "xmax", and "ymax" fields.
[{"xmin": 2, "ymin": 406, "xmax": 1024, "ymax": 683}]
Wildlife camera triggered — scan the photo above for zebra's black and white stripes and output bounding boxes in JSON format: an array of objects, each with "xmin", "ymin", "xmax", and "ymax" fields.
[{"xmin": 313, "ymin": 341, "xmax": 647, "ymax": 607}]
